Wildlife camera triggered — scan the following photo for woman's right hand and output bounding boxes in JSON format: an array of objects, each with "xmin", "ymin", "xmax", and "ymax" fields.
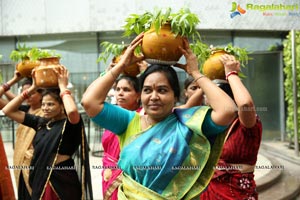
[
  {"xmin": 30, "ymin": 69, "xmax": 39, "ymax": 90},
  {"xmin": 10, "ymin": 70, "xmax": 23, "ymax": 84},
  {"xmin": 117, "ymin": 33, "xmax": 145, "ymax": 69},
  {"xmin": 103, "ymin": 169, "xmax": 112, "ymax": 181}
]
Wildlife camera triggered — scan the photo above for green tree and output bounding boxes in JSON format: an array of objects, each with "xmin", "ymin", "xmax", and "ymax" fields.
[
  {"xmin": 0, "ymin": 54, "xmax": 2, "ymax": 83},
  {"xmin": 283, "ymin": 31, "xmax": 300, "ymax": 143}
]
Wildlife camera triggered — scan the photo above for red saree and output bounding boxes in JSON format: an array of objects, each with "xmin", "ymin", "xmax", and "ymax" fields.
[
  {"xmin": 200, "ymin": 117, "xmax": 262, "ymax": 200},
  {"xmin": 0, "ymin": 134, "xmax": 16, "ymax": 200}
]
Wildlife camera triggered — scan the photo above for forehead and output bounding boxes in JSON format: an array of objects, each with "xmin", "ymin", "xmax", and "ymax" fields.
[
  {"xmin": 143, "ymin": 72, "xmax": 170, "ymax": 87},
  {"xmin": 116, "ymin": 79, "xmax": 131, "ymax": 87},
  {"xmin": 22, "ymin": 84, "xmax": 31, "ymax": 90},
  {"xmin": 42, "ymin": 94, "xmax": 58, "ymax": 102},
  {"xmin": 188, "ymin": 82, "xmax": 198, "ymax": 88}
]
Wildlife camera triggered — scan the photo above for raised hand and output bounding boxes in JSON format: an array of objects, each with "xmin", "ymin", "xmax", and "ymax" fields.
[
  {"xmin": 175, "ymin": 38, "xmax": 200, "ymax": 77},
  {"xmin": 118, "ymin": 33, "xmax": 145, "ymax": 69}
]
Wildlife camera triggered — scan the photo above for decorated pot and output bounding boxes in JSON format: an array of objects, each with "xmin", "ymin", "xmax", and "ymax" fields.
[
  {"xmin": 202, "ymin": 50, "xmax": 227, "ymax": 80},
  {"xmin": 34, "ymin": 57, "xmax": 62, "ymax": 88},
  {"xmin": 113, "ymin": 52, "xmax": 140, "ymax": 77},
  {"xmin": 142, "ymin": 23, "xmax": 183, "ymax": 65},
  {"xmin": 16, "ymin": 59, "xmax": 40, "ymax": 77}
]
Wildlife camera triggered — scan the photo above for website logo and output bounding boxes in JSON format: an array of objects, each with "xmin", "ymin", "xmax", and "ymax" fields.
[{"xmin": 230, "ymin": 2, "xmax": 246, "ymax": 18}]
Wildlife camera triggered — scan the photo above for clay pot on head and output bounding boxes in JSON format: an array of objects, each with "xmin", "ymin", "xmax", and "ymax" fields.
[
  {"xmin": 142, "ymin": 23, "xmax": 184, "ymax": 65},
  {"xmin": 202, "ymin": 50, "xmax": 227, "ymax": 80},
  {"xmin": 113, "ymin": 53, "xmax": 140, "ymax": 77},
  {"xmin": 34, "ymin": 57, "xmax": 62, "ymax": 88},
  {"xmin": 16, "ymin": 59, "xmax": 40, "ymax": 77}
]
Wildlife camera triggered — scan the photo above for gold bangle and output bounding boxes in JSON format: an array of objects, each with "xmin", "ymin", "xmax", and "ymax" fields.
[
  {"xmin": 21, "ymin": 90, "xmax": 30, "ymax": 100},
  {"xmin": 193, "ymin": 75, "xmax": 205, "ymax": 83}
]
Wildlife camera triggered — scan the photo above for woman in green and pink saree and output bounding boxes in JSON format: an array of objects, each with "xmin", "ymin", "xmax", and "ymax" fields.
[{"xmin": 82, "ymin": 33, "xmax": 237, "ymax": 199}]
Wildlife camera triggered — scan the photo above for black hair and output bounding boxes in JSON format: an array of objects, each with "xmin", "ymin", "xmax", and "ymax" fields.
[
  {"xmin": 184, "ymin": 76, "xmax": 195, "ymax": 89},
  {"xmin": 216, "ymin": 82, "xmax": 234, "ymax": 100},
  {"xmin": 116, "ymin": 75, "xmax": 140, "ymax": 93},
  {"xmin": 139, "ymin": 64, "xmax": 180, "ymax": 99},
  {"xmin": 20, "ymin": 77, "xmax": 43, "ymax": 93},
  {"xmin": 41, "ymin": 88, "xmax": 63, "ymax": 104},
  {"xmin": 21, "ymin": 77, "xmax": 33, "ymax": 87}
]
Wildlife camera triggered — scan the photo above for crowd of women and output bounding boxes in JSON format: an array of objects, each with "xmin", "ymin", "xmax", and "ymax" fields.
[{"xmin": 0, "ymin": 33, "xmax": 262, "ymax": 200}]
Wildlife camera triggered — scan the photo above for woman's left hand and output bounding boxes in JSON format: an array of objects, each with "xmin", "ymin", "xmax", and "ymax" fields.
[
  {"xmin": 219, "ymin": 54, "xmax": 241, "ymax": 74},
  {"xmin": 54, "ymin": 66, "xmax": 69, "ymax": 89}
]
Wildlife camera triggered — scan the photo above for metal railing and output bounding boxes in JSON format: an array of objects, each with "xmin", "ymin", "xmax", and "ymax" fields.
[{"xmin": 0, "ymin": 114, "xmax": 16, "ymax": 148}]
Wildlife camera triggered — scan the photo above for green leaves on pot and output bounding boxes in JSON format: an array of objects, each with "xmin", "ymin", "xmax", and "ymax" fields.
[
  {"xmin": 190, "ymin": 41, "xmax": 251, "ymax": 68},
  {"xmin": 97, "ymin": 42, "xmax": 126, "ymax": 63},
  {"xmin": 222, "ymin": 44, "xmax": 251, "ymax": 68},
  {"xmin": 169, "ymin": 7, "xmax": 200, "ymax": 40},
  {"xmin": 9, "ymin": 43, "xmax": 60, "ymax": 62},
  {"xmin": 97, "ymin": 41, "xmax": 142, "ymax": 64},
  {"xmin": 123, "ymin": 12, "xmax": 153, "ymax": 37},
  {"xmin": 190, "ymin": 41, "xmax": 210, "ymax": 67},
  {"xmin": 10, "ymin": 43, "xmax": 31, "ymax": 62},
  {"xmin": 190, "ymin": 41, "xmax": 250, "ymax": 79},
  {"xmin": 122, "ymin": 7, "xmax": 201, "ymax": 40}
]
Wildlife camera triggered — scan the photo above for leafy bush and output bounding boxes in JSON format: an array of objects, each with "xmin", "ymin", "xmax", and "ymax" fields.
[{"xmin": 283, "ymin": 31, "xmax": 300, "ymax": 143}]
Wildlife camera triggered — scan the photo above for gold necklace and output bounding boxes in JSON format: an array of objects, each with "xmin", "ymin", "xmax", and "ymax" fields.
[{"xmin": 46, "ymin": 119, "xmax": 54, "ymax": 130}]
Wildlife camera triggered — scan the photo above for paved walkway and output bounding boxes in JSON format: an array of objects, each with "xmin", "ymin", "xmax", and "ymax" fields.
[{"xmin": 260, "ymin": 141, "xmax": 300, "ymax": 182}]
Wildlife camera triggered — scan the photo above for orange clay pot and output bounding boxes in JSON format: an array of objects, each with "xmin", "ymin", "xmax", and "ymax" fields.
[
  {"xmin": 34, "ymin": 57, "xmax": 62, "ymax": 88},
  {"xmin": 16, "ymin": 59, "xmax": 40, "ymax": 77},
  {"xmin": 202, "ymin": 50, "xmax": 227, "ymax": 80},
  {"xmin": 142, "ymin": 23, "xmax": 184, "ymax": 64},
  {"xmin": 113, "ymin": 53, "xmax": 140, "ymax": 77}
]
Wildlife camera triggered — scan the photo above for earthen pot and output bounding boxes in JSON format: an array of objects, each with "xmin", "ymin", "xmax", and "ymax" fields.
[
  {"xmin": 16, "ymin": 59, "xmax": 40, "ymax": 77},
  {"xmin": 142, "ymin": 23, "xmax": 183, "ymax": 64},
  {"xmin": 113, "ymin": 52, "xmax": 140, "ymax": 77},
  {"xmin": 34, "ymin": 57, "xmax": 62, "ymax": 88},
  {"xmin": 202, "ymin": 50, "xmax": 227, "ymax": 80}
]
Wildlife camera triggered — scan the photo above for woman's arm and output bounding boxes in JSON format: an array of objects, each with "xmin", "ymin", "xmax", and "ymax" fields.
[
  {"xmin": 81, "ymin": 33, "xmax": 144, "ymax": 117},
  {"xmin": 0, "ymin": 71, "xmax": 23, "ymax": 109},
  {"xmin": 54, "ymin": 66, "xmax": 80, "ymax": 124},
  {"xmin": 4, "ymin": 91, "xmax": 17, "ymax": 101},
  {"xmin": 220, "ymin": 54, "xmax": 257, "ymax": 128},
  {"xmin": 177, "ymin": 88, "xmax": 203, "ymax": 109},
  {"xmin": 2, "ymin": 85, "xmax": 35, "ymax": 124},
  {"xmin": 177, "ymin": 38, "xmax": 237, "ymax": 126}
]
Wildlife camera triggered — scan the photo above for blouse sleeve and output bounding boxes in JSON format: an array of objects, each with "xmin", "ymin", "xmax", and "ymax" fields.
[
  {"xmin": 91, "ymin": 102, "xmax": 135, "ymax": 135},
  {"xmin": 202, "ymin": 109, "xmax": 228, "ymax": 136},
  {"xmin": 22, "ymin": 113, "xmax": 44, "ymax": 131}
]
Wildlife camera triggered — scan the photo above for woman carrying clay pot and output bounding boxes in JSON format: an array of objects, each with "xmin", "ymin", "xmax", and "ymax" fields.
[{"xmin": 81, "ymin": 33, "xmax": 237, "ymax": 199}]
